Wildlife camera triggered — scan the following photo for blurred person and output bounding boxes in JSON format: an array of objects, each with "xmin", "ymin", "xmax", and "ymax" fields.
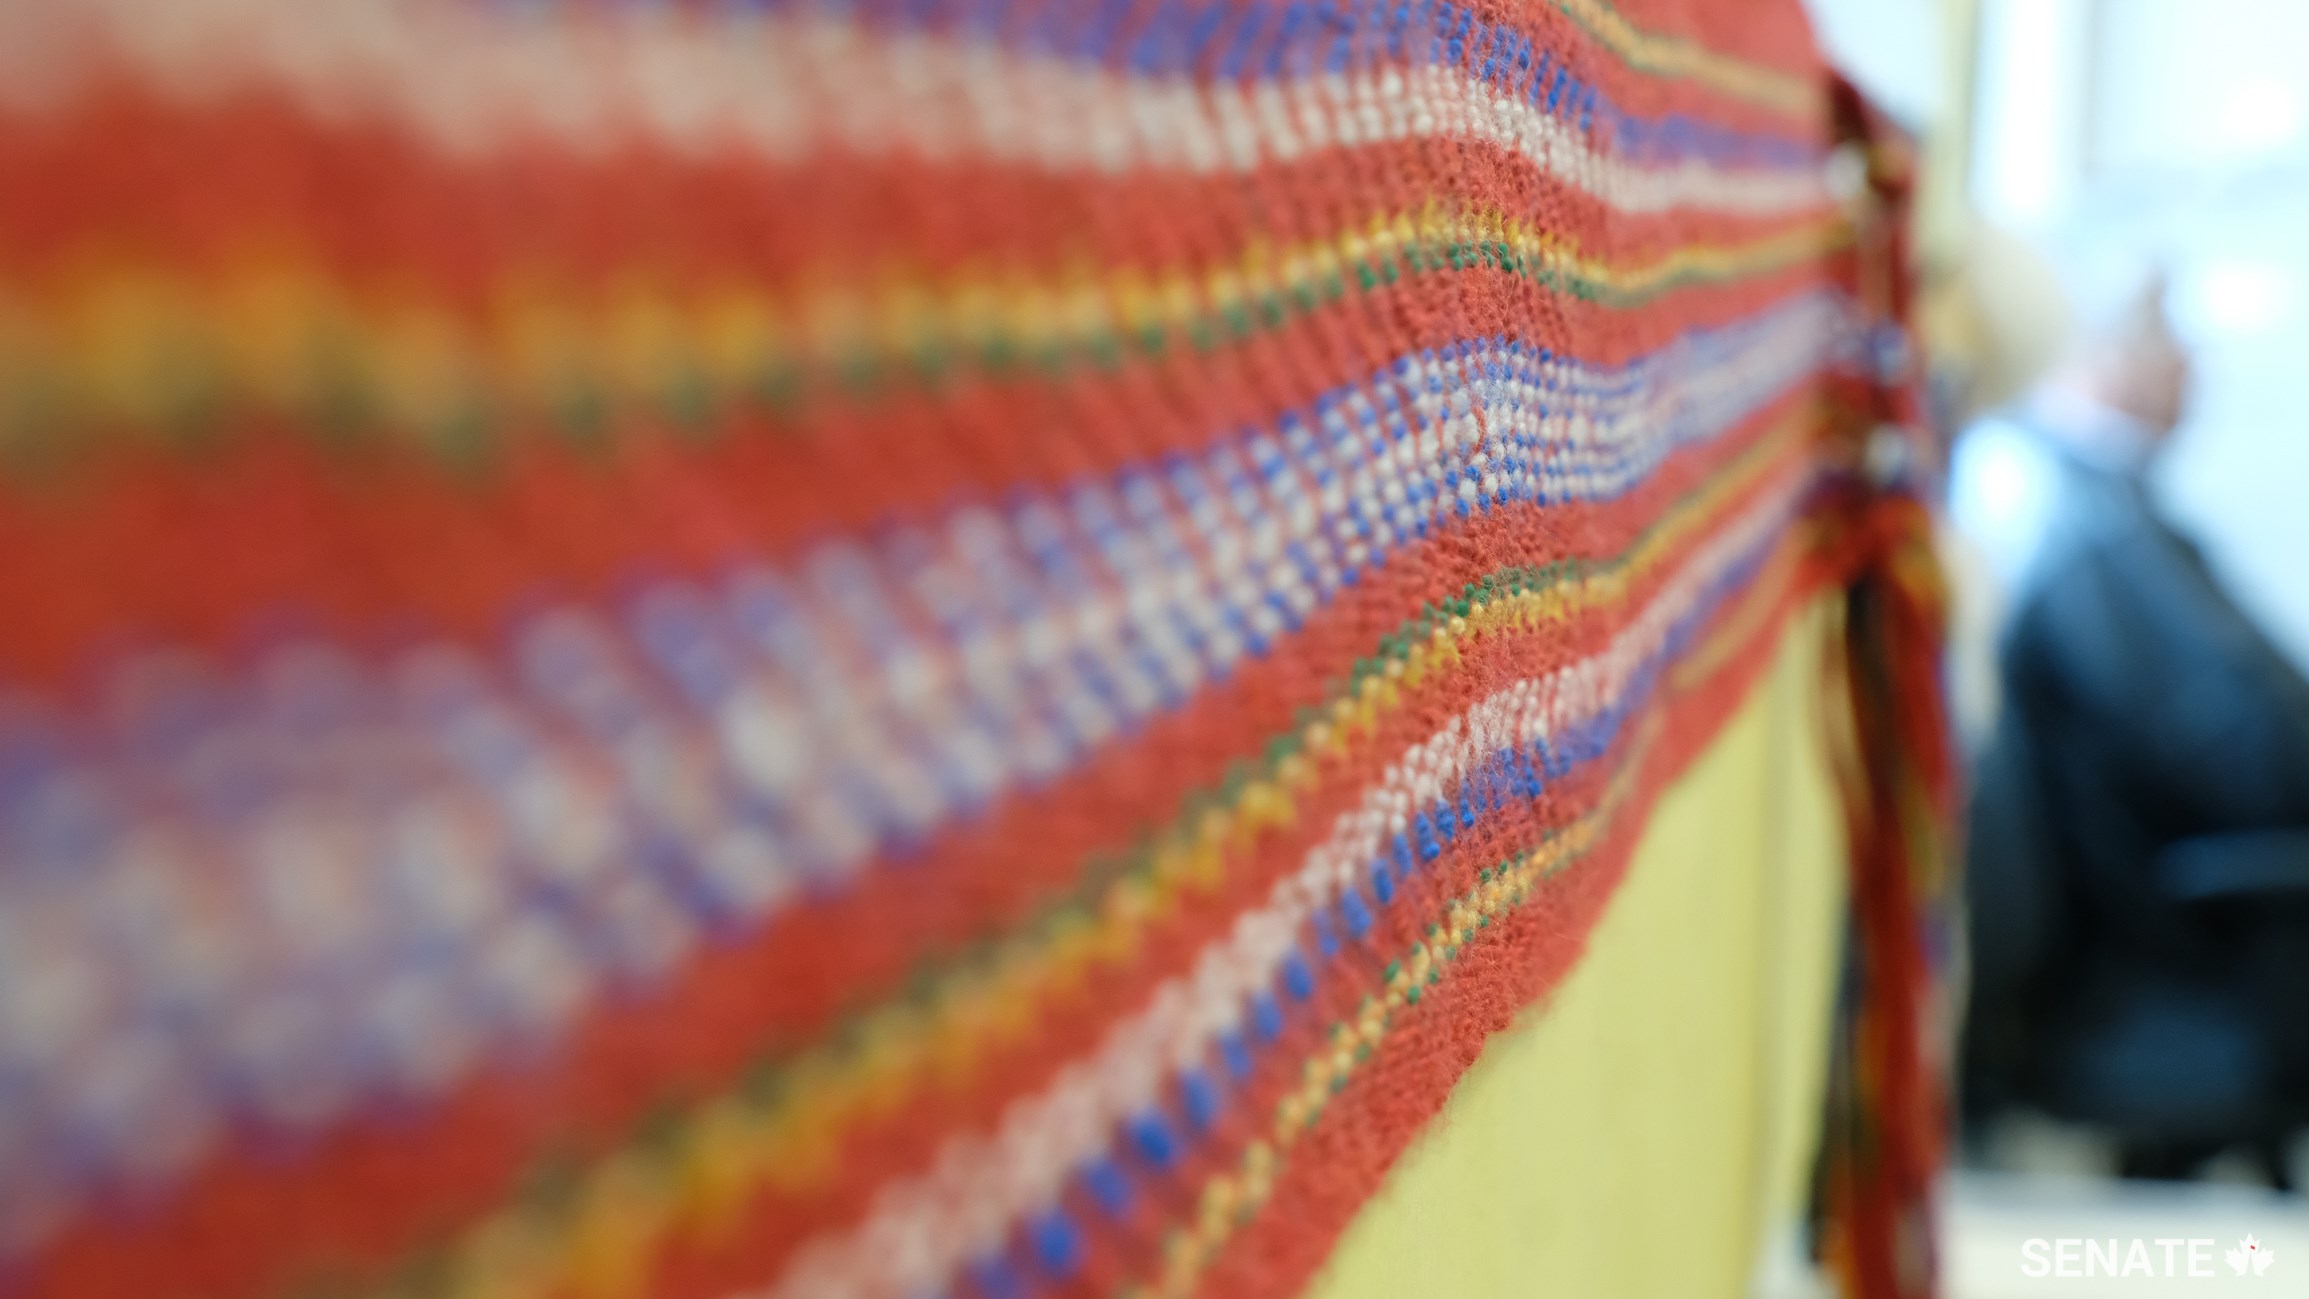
[
  {"xmin": 1951, "ymin": 271, "xmax": 2309, "ymax": 1184},
  {"xmin": 1919, "ymin": 214, "xmax": 2075, "ymax": 750}
]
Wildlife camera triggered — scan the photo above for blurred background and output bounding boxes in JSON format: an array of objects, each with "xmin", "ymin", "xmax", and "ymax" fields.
[
  {"xmin": 1965, "ymin": 0, "xmax": 2309, "ymax": 672},
  {"xmin": 1787, "ymin": 0, "xmax": 2309, "ymax": 1294}
]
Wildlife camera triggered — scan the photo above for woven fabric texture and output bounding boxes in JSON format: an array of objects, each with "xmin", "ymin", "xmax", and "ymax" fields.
[
  {"xmin": 1303, "ymin": 601, "xmax": 1846, "ymax": 1299},
  {"xmin": 0, "ymin": 3, "xmax": 1941, "ymax": 1299}
]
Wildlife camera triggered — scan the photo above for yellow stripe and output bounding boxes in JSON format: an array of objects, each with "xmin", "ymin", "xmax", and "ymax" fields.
[
  {"xmin": 1551, "ymin": 0, "xmax": 1820, "ymax": 116},
  {"xmin": 2, "ymin": 212, "xmax": 1843, "ymax": 451}
]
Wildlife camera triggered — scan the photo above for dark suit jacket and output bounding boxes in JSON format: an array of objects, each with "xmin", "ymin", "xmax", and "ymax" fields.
[{"xmin": 1964, "ymin": 424, "xmax": 2309, "ymax": 1122}]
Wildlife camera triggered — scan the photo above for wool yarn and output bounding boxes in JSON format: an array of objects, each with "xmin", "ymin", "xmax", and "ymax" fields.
[{"xmin": 0, "ymin": 4, "xmax": 1947, "ymax": 1298}]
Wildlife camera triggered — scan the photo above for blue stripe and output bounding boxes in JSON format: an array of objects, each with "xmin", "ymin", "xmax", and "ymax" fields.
[{"xmin": 779, "ymin": 0, "xmax": 1819, "ymax": 167}]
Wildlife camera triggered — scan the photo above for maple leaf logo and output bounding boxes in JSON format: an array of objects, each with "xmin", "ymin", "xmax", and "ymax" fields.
[{"xmin": 2226, "ymin": 1234, "xmax": 2275, "ymax": 1277}]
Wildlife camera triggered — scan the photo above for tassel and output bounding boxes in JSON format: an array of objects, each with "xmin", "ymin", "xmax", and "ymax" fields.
[{"xmin": 1811, "ymin": 76, "xmax": 1960, "ymax": 1299}]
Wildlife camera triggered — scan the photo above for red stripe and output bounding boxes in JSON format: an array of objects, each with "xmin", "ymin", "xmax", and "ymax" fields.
[
  {"xmin": 10, "ymin": 409, "xmax": 1818, "ymax": 1299},
  {"xmin": 0, "ymin": 267, "xmax": 1833, "ymax": 686},
  {"xmin": 1599, "ymin": 0, "xmax": 1830, "ymax": 83},
  {"xmin": 0, "ymin": 81, "xmax": 1818, "ymax": 287}
]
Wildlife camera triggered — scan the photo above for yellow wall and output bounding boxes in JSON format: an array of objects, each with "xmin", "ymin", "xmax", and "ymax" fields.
[{"xmin": 1304, "ymin": 601, "xmax": 1847, "ymax": 1299}]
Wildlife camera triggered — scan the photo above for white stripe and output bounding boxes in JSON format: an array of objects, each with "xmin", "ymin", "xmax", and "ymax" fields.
[{"xmin": 2, "ymin": 2, "xmax": 1826, "ymax": 217}]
